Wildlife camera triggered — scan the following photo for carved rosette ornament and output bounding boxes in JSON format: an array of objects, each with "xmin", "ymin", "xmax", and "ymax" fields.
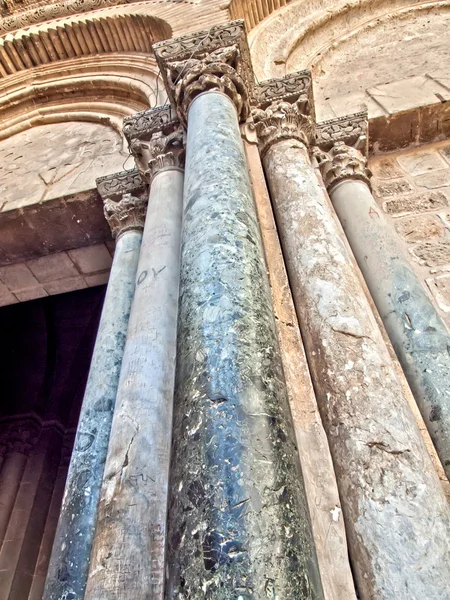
[
  {"xmin": 123, "ymin": 105, "xmax": 185, "ymax": 183},
  {"xmin": 97, "ymin": 169, "xmax": 148, "ymax": 239},
  {"xmin": 251, "ymin": 71, "xmax": 316, "ymax": 157},
  {"xmin": 314, "ymin": 142, "xmax": 372, "ymax": 191},
  {"xmin": 153, "ymin": 20, "xmax": 254, "ymax": 125}
]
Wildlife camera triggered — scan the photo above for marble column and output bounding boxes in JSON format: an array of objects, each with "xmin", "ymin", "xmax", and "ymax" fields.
[
  {"xmin": 253, "ymin": 71, "xmax": 450, "ymax": 600},
  {"xmin": 43, "ymin": 171, "xmax": 147, "ymax": 600},
  {"xmin": 315, "ymin": 130, "xmax": 450, "ymax": 479},
  {"xmin": 154, "ymin": 23, "xmax": 323, "ymax": 599},
  {"xmin": 85, "ymin": 110, "xmax": 185, "ymax": 600}
]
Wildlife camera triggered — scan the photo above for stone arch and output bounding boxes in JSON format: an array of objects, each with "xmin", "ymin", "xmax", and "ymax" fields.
[
  {"xmin": 248, "ymin": 0, "xmax": 450, "ymax": 120},
  {"xmin": 0, "ymin": 12, "xmax": 171, "ymax": 77}
]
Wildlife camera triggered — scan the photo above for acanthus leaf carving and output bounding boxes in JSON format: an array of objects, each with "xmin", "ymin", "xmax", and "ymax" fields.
[
  {"xmin": 153, "ymin": 20, "xmax": 254, "ymax": 125},
  {"xmin": 103, "ymin": 192, "xmax": 148, "ymax": 239},
  {"xmin": 252, "ymin": 71, "xmax": 316, "ymax": 157},
  {"xmin": 313, "ymin": 141, "xmax": 372, "ymax": 191},
  {"xmin": 316, "ymin": 111, "xmax": 369, "ymax": 155},
  {"xmin": 123, "ymin": 105, "xmax": 185, "ymax": 182},
  {"xmin": 97, "ymin": 169, "xmax": 148, "ymax": 238}
]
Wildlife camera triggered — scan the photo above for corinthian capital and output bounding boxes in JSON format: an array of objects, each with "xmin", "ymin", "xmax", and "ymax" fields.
[
  {"xmin": 251, "ymin": 71, "xmax": 315, "ymax": 157},
  {"xmin": 97, "ymin": 169, "xmax": 148, "ymax": 239},
  {"xmin": 153, "ymin": 20, "xmax": 254, "ymax": 125},
  {"xmin": 123, "ymin": 104, "xmax": 185, "ymax": 183},
  {"xmin": 314, "ymin": 142, "xmax": 372, "ymax": 191}
]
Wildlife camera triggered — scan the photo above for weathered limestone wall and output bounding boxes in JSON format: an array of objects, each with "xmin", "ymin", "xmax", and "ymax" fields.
[
  {"xmin": 369, "ymin": 140, "xmax": 450, "ymax": 330},
  {"xmin": 0, "ymin": 122, "xmax": 126, "ymax": 212}
]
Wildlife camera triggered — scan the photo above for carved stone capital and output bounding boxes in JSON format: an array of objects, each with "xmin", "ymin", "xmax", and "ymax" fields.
[
  {"xmin": 103, "ymin": 193, "xmax": 148, "ymax": 239},
  {"xmin": 96, "ymin": 170, "xmax": 148, "ymax": 239},
  {"xmin": 153, "ymin": 20, "xmax": 254, "ymax": 125},
  {"xmin": 6, "ymin": 418, "xmax": 40, "ymax": 454},
  {"xmin": 251, "ymin": 71, "xmax": 315, "ymax": 157},
  {"xmin": 314, "ymin": 142, "xmax": 372, "ymax": 191},
  {"xmin": 316, "ymin": 111, "xmax": 369, "ymax": 156},
  {"xmin": 123, "ymin": 105, "xmax": 185, "ymax": 182}
]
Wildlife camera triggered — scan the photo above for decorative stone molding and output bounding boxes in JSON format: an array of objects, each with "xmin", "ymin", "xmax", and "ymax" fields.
[
  {"xmin": 153, "ymin": 20, "xmax": 254, "ymax": 125},
  {"xmin": 6, "ymin": 418, "xmax": 41, "ymax": 454},
  {"xmin": 251, "ymin": 71, "xmax": 315, "ymax": 157},
  {"xmin": 123, "ymin": 104, "xmax": 185, "ymax": 182},
  {"xmin": 97, "ymin": 169, "xmax": 148, "ymax": 238},
  {"xmin": 0, "ymin": 14, "xmax": 170, "ymax": 79},
  {"xmin": 0, "ymin": 0, "xmax": 176, "ymax": 36},
  {"xmin": 316, "ymin": 111, "xmax": 368, "ymax": 155},
  {"xmin": 229, "ymin": 0, "xmax": 292, "ymax": 31},
  {"xmin": 314, "ymin": 141, "xmax": 372, "ymax": 191}
]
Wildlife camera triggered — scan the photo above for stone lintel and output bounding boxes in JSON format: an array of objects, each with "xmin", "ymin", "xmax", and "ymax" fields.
[
  {"xmin": 152, "ymin": 20, "xmax": 255, "ymax": 124},
  {"xmin": 122, "ymin": 105, "xmax": 184, "ymax": 181},
  {"xmin": 316, "ymin": 111, "xmax": 369, "ymax": 156},
  {"xmin": 96, "ymin": 169, "xmax": 148, "ymax": 239},
  {"xmin": 251, "ymin": 71, "xmax": 315, "ymax": 157}
]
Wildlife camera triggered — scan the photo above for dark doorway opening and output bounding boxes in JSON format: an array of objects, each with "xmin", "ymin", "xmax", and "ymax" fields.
[{"xmin": 0, "ymin": 285, "xmax": 106, "ymax": 600}]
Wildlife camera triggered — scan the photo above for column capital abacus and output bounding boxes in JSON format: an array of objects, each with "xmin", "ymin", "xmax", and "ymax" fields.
[
  {"xmin": 123, "ymin": 104, "xmax": 185, "ymax": 183},
  {"xmin": 251, "ymin": 70, "xmax": 316, "ymax": 157},
  {"xmin": 313, "ymin": 112, "xmax": 371, "ymax": 191},
  {"xmin": 96, "ymin": 169, "xmax": 148, "ymax": 239},
  {"xmin": 153, "ymin": 20, "xmax": 254, "ymax": 125},
  {"xmin": 5, "ymin": 416, "xmax": 41, "ymax": 455}
]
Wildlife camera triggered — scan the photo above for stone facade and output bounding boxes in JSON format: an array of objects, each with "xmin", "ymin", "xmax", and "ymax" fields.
[
  {"xmin": 0, "ymin": 2, "xmax": 449, "ymax": 600},
  {"xmin": 370, "ymin": 140, "xmax": 450, "ymax": 327}
]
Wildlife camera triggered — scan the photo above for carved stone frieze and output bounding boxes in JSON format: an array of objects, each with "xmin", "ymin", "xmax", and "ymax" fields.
[
  {"xmin": 316, "ymin": 111, "xmax": 368, "ymax": 155},
  {"xmin": 314, "ymin": 141, "xmax": 372, "ymax": 191},
  {"xmin": 123, "ymin": 105, "xmax": 185, "ymax": 182},
  {"xmin": 97, "ymin": 169, "xmax": 148, "ymax": 238},
  {"xmin": 252, "ymin": 71, "xmax": 315, "ymax": 157},
  {"xmin": 153, "ymin": 20, "xmax": 254, "ymax": 125},
  {"xmin": 6, "ymin": 418, "xmax": 41, "ymax": 454}
]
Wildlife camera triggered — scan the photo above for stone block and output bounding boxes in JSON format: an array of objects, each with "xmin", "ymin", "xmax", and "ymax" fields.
[
  {"xmin": 397, "ymin": 150, "xmax": 448, "ymax": 176},
  {"xmin": 414, "ymin": 169, "xmax": 450, "ymax": 190},
  {"xmin": 395, "ymin": 214, "xmax": 445, "ymax": 243},
  {"xmin": 27, "ymin": 253, "xmax": 79, "ymax": 283},
  {"xmin": 412, "ymin": 241, "xmax": 450, "ymax": 267},
  {"xmin": 367, "ymin": 76, "xmax": 446, "ymax": 115},
  {"xmin": 68, "ymin": 244, "xmax": 112, "ymax": 274},
  {"xmin": 85, "ymin": 273, "xmax": 110, "ymax": 287},
  {"xmin": 0, "ymin": 264, "xmax": 39, "ymax": 290},
  {"xmin": 0, "ymin": 289, "xmax": 17, "ymax": 307},
  {"xmin": 372, "ymin": 179, "xmax": 414, "ymax": 200},
  {"xmin": 383, "ymin": 191, "xmax": 449, "ymax": 215},
  {"xmin": 369, "ymin": 157, "xmax": 404, "ymax": 180},
  {"xmin": 14, "ymin": 287, "xmax": 48, "ymax": 303},
  {"xmin": 426, "ymin": 275, "xmax": 450, "ymax": 312},
  {"xmin": 44, "ymin": 277, "xmax": 87, "ymax": 296}
]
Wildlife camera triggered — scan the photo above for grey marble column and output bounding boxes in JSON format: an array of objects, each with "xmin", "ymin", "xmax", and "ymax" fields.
[
  {"xmin": 253, "ymin": 72, "xmax": 450, "ymax": 600},
  {"xmin": 85, "ymin": 117, "xmax": 185, "ymax": 600},
  {"xmin": 317, "ymin": 140, "xmax": 450, "ymax": 479},
  {"xmin": 154, "ymin": 23, "xmax": 323, "ymax": 599},
  {"xmin": 43, "ymin": 171, "xmax": 146, "ymax": 600}
]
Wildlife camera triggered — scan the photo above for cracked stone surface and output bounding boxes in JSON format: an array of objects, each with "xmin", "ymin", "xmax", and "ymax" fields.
[
  {"xmin": 166, "ymin": 92, "xmax": 323, "ymax": 600},
  {"xmin": 0, "ymin": 121, "xmax": 126, "ymax": 212}
]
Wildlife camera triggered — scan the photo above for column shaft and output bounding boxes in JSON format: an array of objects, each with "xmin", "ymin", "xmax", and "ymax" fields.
[
  {"xmin": 262, "ymin": 139, "xmax": 450, "ymax": 600},
  {"xmin": 0, "ymin": 452, "xmax": 28, "ymax": 545},
  {"xmin": 43, "ymin": 229, "xmax": 142, "ymax": 600},
  {"xmin": 330, "ymin": 178, "xmax": 450, "ymax": 477},
  {"xmin": 167, "ymin": 91, "xmax": 323, "ymax": 599},
  {"xmin": 85, "ymin": 168, "xmax": 184, "ymax": 600}
]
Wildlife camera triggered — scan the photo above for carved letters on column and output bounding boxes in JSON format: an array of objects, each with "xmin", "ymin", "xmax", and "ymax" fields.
[
  {"xmin": 251, "ymin": 70, "xmax": 316, "ymax": 157},
  {"xmin": 313, "ymin": 112, "xmax": 372, "ymax": 191},
  {"xmin": 152, "ymin": 20, "xmax": 255, "ymax": 124},
  {"xmin": 96, "ymin": 169, "xmax": 148, "ymax": 239},
  {"xmin": 123, "ymin": 104, "xmax": 185, "ymax": 182}
]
